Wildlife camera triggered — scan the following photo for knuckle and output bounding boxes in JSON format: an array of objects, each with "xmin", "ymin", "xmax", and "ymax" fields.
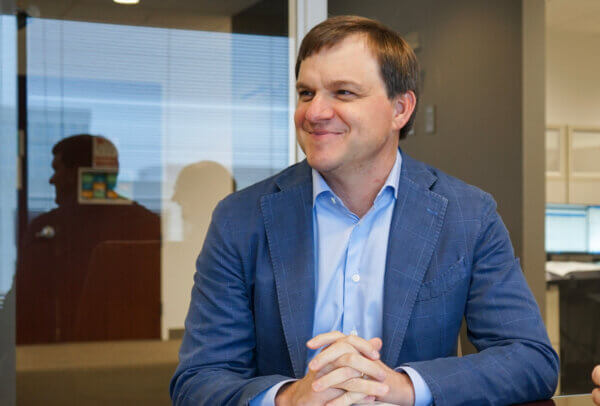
[
  {"xmin": 346, "ymin": 335, "xmax": 359, "ymax": 345},
  {"xmin": 339, "ymin": 353, "xmax": 353, "ymax": 365},
  {"xmin": 345, "ymin": 352, "xmax": 359, "ymax": 365},
  {"xmin": 342, "ymin": 366, "xmax": 357, "ymax": 379}
]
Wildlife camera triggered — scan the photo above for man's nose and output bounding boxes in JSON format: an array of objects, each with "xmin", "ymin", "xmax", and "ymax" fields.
[{"xmin": 305, "ymin": 94, "xmax": 334, "ymax": 122}]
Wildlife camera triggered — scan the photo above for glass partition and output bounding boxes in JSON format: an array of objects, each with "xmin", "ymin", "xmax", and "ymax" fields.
[{"xmin": 15, "ymin": 0, "xmax": 291, "ymax": 403}]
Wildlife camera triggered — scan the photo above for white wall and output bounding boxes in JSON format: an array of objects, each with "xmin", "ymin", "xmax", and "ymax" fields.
[{"xmin": 546, "ymin": 29, "xmax": 600, "ymax": 127}]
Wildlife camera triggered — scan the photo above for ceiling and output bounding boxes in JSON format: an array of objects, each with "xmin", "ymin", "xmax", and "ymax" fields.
[
  {"xmin": 16, "ymin": 0, "xmax": 262, "ymax": 31},
  {"xmin": 547, "ymin": 0, "xmax": 600, "ymax": 35},
  {"xmin": 17, "ymin": 0, "xmax": 600, "ymax": 35}
]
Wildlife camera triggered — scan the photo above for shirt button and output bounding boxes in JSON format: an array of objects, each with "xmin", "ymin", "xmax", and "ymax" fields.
[
  {"xmin": 330, "ymin": 197, "xmax": 336, "ymax": 204},
  {"xmin": 351, "ymin": 274, "xmax": 360, "ymax": 283}
]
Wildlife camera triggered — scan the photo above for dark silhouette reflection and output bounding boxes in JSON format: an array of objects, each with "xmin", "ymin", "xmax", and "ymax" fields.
[{"xmin": 17, "ymin": 134, "xmax": 160, "ymax": 344}]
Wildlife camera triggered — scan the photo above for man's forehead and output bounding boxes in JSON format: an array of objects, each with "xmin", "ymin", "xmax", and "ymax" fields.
[
  {"xmin": 313, "ymin": 33, "xmax": 371, "ymax": 58},
  {"xmin": 296, "ymin": 35, "xmax": 380, "ymax": 88},
  {"xmin": 298, "ymin": 35, "xmax": 377, "ymax": 72}
]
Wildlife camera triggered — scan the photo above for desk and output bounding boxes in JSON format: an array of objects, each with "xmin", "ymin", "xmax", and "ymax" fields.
[
  {"xmin": 546, "ymin": 266, "xmax": 600, "ymax": 394},
  {"xmin": 366, "ymin": 395, "xmax": 593, "ymax": 406},
  {"xmin": 518, "ymin": 394, "xmax": 592, "ymax": 405}
]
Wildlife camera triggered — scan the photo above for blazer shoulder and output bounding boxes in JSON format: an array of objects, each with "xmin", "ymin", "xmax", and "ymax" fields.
[
  {"xmin": 213, "ymin": 160, "xmax": 310, "ymax": 221},
  {"xmin": 415, "ymin": 159, "xmax": 497, "ymax": 218}
]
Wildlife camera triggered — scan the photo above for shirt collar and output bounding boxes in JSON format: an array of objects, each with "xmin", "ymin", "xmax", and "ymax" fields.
[{"xmin": 312, "ymin": 149, "xmax": 402, "ymax": 206}]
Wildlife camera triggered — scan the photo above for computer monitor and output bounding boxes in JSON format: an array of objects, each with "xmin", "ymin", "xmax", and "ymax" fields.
[{"xmin": 545, "ymin": 204, "xmax": 588, "ymax": 254}]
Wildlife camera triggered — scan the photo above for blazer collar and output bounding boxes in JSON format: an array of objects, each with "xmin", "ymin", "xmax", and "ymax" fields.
[
  {"xmin": 381, "ymin": 150, "xmax": 448, "ymax": 366},
  {"xmin": 261, "ymin": 160, "xmax": 314, "ymax": 377}
]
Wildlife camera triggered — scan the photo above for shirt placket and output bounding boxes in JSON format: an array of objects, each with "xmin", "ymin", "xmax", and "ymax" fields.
[{"xmin": 343, "ymin": 216, "xmax": 362, "ymax": 337}]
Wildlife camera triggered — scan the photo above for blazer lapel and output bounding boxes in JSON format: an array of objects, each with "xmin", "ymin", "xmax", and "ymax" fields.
[
  {"xmin": 260, "ymin": 162, "xmax": 315, "ymax": 378},
  {"xmin": 381, "ymin": 153, "xmax": 448, "ymax": 367}
]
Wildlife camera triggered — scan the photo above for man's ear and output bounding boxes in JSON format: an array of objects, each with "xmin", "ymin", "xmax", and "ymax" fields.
[{"xmin": 391, "ymin": 90, "xmax": 417, "ymax": 131}]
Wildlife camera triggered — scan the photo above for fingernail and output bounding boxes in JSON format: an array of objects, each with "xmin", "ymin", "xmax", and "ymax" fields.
[
  {"xmin": 312, "ymin": 382, "xmax": 321, "ymax": 391},
  {"xmin": 371, "ymin": 350, "xmax": 380, "ymax": 359}
]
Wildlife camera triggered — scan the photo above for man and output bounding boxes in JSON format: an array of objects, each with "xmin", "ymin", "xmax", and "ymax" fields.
[{"xmin": 170, "ymin": 16, "xmax": 558, "ymax": 405}]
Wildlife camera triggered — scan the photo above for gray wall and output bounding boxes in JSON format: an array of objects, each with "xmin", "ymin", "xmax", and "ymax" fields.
[
  {"xmin": 328, "ymin": 1, "xmax": 547, "ymax": 317},
  {"xmin": 330, "ymin": 0, "xmax": 524, "ymax": 256}
]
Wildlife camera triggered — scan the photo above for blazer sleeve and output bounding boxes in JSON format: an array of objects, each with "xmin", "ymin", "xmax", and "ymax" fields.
[
  {"xmin": 406, "ymin": 194, "xmax": 559, "ymax": 406},
  {"xmin": 170, "ymin": 201, "xmax": 290, "ymax": 405}
]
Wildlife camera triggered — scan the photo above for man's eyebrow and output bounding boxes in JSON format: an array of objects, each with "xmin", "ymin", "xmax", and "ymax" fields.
[
  {"xmin": 296, "ymin": 82, "xmax": 310, "ymax": 90},
  {"xmin": 326, "ymin": 80, "xmax": 363, "ymax": 89},
  {"xmin": 296, "ymin": 80, "xmax": 365, "ymax": 91}
]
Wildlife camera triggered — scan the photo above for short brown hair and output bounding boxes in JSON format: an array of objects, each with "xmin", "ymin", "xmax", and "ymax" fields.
[{"xmin": 296, "ymin": 15, "xmax": 419, "ymax": 139}]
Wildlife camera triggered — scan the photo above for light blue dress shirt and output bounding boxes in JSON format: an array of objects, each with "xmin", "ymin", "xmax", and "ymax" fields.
[{"xmin": 251, "ymin": 151, "xmax": 432, "ymax": 406}]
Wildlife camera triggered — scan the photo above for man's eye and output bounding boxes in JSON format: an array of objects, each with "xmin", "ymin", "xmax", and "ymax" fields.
[
  {"xmin": 336, "ymin": 89, "xmax": 354, "ymax": 97},
  {"xmin": 298, "ymin": 90, "xmax": 313, "ymax": 99}
]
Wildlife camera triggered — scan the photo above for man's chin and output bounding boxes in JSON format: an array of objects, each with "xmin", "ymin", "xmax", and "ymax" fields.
[{"xmin": 305, "ymin": 157, "xmax": 341, "ymax": 176}]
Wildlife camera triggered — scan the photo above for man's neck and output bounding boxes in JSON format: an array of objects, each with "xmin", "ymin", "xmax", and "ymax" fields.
[{"xmin": 320, "ymin": 149, "xmax": 397, "ymax": 218}]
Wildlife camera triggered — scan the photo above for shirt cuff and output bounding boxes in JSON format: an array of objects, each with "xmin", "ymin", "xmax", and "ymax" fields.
[
  {"xmin": 395, "ymin": 366, "xmax": 433, "ymax": 406},
  {"xmin": 249, "ymin": 379, "xmax": 297, "ymax": 406}
]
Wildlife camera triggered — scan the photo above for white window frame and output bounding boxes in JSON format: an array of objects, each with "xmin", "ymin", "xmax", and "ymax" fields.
[{"xmin": 288, "ymin": 0, "xmax": 327, "ymax": 164}]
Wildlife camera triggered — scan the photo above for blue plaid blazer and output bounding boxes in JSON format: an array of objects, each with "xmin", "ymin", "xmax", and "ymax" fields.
[{"xmin": 170, "ymin": 150, "xmax": 558, "ymax": 406}]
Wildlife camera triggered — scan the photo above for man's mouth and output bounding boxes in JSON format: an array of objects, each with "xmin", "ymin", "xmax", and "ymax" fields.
[{"xmin": 307, "ymin": 129, "xmax": 344, "ymax": 136}]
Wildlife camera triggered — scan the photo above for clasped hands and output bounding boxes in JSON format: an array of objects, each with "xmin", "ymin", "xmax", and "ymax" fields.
[{"xmin": 275, "ymin": 331, "xmax": 415, "ymax": 406}]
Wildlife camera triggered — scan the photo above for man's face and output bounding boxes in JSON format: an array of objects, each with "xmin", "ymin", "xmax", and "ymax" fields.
[
  {"xmin": 295, "ymin": 35, "xmax": 409, "ymax": 177},
  {"xmin": 49, "ymin": 153, "xmax": 77, "ymax": 206}
]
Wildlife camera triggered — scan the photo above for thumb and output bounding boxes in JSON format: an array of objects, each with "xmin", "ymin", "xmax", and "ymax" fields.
[{"xmin": 368, "ymin": 337, "xmax": 383, "ymax": 351}]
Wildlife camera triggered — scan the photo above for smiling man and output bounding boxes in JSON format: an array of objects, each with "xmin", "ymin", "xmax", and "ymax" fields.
[{"xmin": 170, "ymin": 16, "xmax": 558, "ymax": 406}]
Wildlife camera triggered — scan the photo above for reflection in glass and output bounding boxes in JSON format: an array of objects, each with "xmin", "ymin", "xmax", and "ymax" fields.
[
  {"xmin": 14, "ymin": 1, "xmax": 290, "ymax": 403},
  {"xmin": 17, "ymin": 134, "xmax": 161, "ymax": 343},
  {"xmin": 164, "ymin": 161, "xmax": 235, "ymax": 335},
  {"xmin": 19, "ymin": 14, "xmax": 289, "ymax": 343}
]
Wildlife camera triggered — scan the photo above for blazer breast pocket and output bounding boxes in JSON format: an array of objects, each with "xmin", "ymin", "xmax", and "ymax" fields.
[{"xmin": 416, "ymin": 257, "xmax": 468, "ymax": 301}]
